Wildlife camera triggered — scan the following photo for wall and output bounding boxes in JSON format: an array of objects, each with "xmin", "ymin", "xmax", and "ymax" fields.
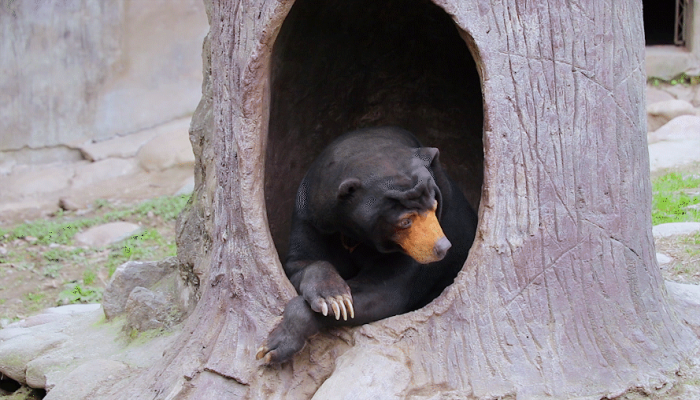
[{"xmin": 0, "ymin": 0, "xmax": 208, "ymax": 164}]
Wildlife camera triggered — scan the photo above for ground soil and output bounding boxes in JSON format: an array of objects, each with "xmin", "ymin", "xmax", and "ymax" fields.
[{"xmin": 0, "ymin": 167, "xmax": 191, "ymax": 325}]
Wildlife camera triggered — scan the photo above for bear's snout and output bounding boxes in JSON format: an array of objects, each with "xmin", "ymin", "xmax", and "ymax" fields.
[
  {"xmin": 433, "ymin": 237, "xmax": 451, "ymax": 261},
  {"xmin": 393, "ymin": 203, "xmax": 450, "ymax": 264}
]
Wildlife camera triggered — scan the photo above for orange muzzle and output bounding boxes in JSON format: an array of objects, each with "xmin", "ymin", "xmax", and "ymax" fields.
[{"xmin": 393, "ymin": 203, "xmax": 451, "ymax": 264}]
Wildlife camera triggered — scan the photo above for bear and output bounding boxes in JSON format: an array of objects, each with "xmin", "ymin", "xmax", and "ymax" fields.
[{"xmin": 256, "ymin": 126, "xmax": 477, "ymax": 364}]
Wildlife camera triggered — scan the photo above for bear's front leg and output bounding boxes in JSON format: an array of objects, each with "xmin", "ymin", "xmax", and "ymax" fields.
[
  {"xmin": 289, "ymin": 260, "xmax": 354, "ymax": 321},
  {"xmin": 256, "ymin": 296, "xmax": 320, "ymax": 364}
]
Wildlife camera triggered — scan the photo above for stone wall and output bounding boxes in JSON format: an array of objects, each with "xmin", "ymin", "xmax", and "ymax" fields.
[{"xmin": 0, "ymin": 0, "xmax": 208, "ymax": 164}]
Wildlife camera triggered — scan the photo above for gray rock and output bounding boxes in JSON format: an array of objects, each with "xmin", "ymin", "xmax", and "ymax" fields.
[
  {"xmin": 71, "ymin": 158, "xmax": 140, "ymax": 188},
  {"xmin": 45, "ymin": 304, "xmax": 102, "ymax": 315},
  {"xmin": 125, "ymin": 287, "xmax": 173, "ymax": 332},
  {"xmin": 0, "ymin": 304, "xmax": 179, "ymax": 395},
  {"xmin": 137, "ymin": 118, "xmax": 195, "ymax": 172},
  {"xmin": 0, "ymin": 159, "xmax": 15, "ymax": 175},
  {"xmin": 665, "ymin": 281, "xmax": 700, "ymax": 331},
  {"xmin": 646, "ymin": 86, "xmax": 676, "ymax": 105},
  {"xmin": 647, "ymin": 99, "xmax": 696, "ymax": 132},
  {"xmin": 57, "ymin": 197, "xmax": 80, "ymax": 211},
  {"xmin": 26, "ymin": 353, "xmax": 76, "ymax": 389},
  {"xmin": 102, "ymin": 258, "xmax": 178, "ymax": 319},
  {"xmin": 656, "ymin": 253, "xmax": 672, "ymax": 267},
  {"xmin": 0, "ymin": 162, "xmax": 76, "ymax": 198},
  {"xmin": 43, "ymin": 359, "xmax": 129, "ymax": 400},
  {"xmin": 648, "ymin": 139, "xmax": 700, "ymax": 171},
  {"xmin": 662, "ymin": 84, "xmax": 697, "ymax": 103},
  {"xmin": 0, "ymin": 332, "xmax": 69, "ymax": 384},
  {"xmin": 648, "ymin": 115, "xmax": 700, "ymax": 144},
  {"xmin": 652, "ymin": 222, "xmax": 700, "ymax": 239},
  {"xmin": 693, "ymin": 87, "xmax": 700, "ymax": 108},
  {"xmin": 74, "ymin": 222, "xmax": 142, "ymax": 247},
  {"xmin": 78, "ymin": 128, "xmax": 163, "ymax": 162},
  {"xmin": 175, "ymin": 176, "xmax": 195, "ymax": 195}
]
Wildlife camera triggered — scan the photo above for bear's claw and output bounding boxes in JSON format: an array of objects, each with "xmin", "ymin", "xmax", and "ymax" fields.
[
  {"xmin": 255, "ymin": 346, "xmax": 271, "ymax": 363},
  {"xmin": 318, "ymin": 295, "xmax": 354, "ymax": 320}
]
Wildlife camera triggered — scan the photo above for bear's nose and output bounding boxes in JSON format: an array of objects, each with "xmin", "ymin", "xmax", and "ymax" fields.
[{"xmin": 433, "ymin": 237, "xmax": 452, "ymax": 260}]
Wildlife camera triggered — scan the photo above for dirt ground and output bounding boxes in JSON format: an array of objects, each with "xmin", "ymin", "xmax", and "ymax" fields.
[{"xmin": 0, "ymin": 167, "xmax": 192, "ymax": 325}]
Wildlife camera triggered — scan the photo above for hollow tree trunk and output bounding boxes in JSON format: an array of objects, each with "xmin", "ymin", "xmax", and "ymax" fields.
[{"xmin": 116, "ymin": 0, "xmax": 698, "ymax": 399}]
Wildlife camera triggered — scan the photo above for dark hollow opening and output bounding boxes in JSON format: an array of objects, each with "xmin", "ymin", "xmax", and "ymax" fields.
[
  {"xmin": 265, "ymin": 0, "xmax": 484, "ymax": 260},
  {"xmin": 643, "ymin": 0, "xmax": 678, "ymax": 45}
]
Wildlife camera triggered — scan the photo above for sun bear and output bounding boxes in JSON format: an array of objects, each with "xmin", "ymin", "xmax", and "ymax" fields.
[{"xmin": 257, "ymin": 126, "xmax": 477, "ymax": 364}]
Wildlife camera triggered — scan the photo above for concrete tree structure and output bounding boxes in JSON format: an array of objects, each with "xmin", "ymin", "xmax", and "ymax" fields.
[{"xmin": 119, "ymin": 0, "xmax": 698, "ymax": 398}]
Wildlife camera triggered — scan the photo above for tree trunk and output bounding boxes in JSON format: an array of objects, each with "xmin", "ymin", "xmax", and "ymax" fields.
[{"xmin": 117, "ymin": 0, "xmax": 698, "ymax": 398}]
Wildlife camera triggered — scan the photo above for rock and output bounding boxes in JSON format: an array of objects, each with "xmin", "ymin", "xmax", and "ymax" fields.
[
  {"xmin": 78, "ymin": 128, "xmax": 163, "ymax": 162},
  {"xmin": 0, "ymin": 162, "xmax": 75, "ymax": 198},
  {"xmin": 58, "ymin": 197, "xmax": 80, "ymax": 211},
  {"xmin": 137, "ymin": 118, "xmax": 195, "ymax": 172},
  {"xmin": 656, "ymin": 253, "xmax": 672, "ymax": 267},
  {"xmin": 0, "ymin": 159, "xmax": 15, "ymax": 175},
  {"xmin": 71, "ymin": 158, "xmax": 140, "ymax": 188},
  {"xmin": 648, "ymin": 115, "xmax": 700, "ymax": 144},
  {"xmin": 125, "ymin": 287, "xmax": 174, "ymax": 332},
  {"xmin": 45, "ymin": 304, "xmax": 102, "ymax": 315},
  {"xmin": 42, "ymin": 359, "xmax": 129, "ymax": 400},
  {"xmin": 665, "ymin": 281, "xmax": 700, "ymax": 331},
  {"xmin": 102, "ymin": 258, "xmax": 178, "ymax": 319},
  {"xmin": 646, "ymin": 86, "xmax": 675, "ymax": 105},
  {"xmin": 175, "ymin": 176, "xmax": 195, "ymax": 195},
  {"xmin": 693, "ymin": 87, "xmax": 700, "ymax": 108},
  {"xmin": 0, "ymin": 304, "xmax": 179, "ymax": 394},
  {"xmin": 662, "ymin": 84, "xmax": 696, "ymax": 103},
  {"xmin": 648, "ymin": 139, "xmax": 700, "ymax": 171},
  {"xmin": 74, "ymin": 222, "xmax": 142, "ymax": 247},
  {"xmin": 652, "ymin": 222, "xmax": 700, "ymax": 239},
  {"xmin": 647, "ymin": 99, "xmax": 696, "ymax": 132},
  {"xmin": 0, "ymin": 332, "xmax": 69, "ymax": 384}
]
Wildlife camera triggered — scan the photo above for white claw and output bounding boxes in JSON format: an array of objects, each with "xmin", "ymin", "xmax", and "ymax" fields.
[
  {"xmin": 321, "ymin": 302, "xmax": 328, "ymax": 316},
  {"xmin": 337, "ymin": 296, "xmax": 347, "ymax": 321},
  {"xmin": 344, "ymin": 297, "xmax": 355, "ymax": 319},
  {"xmin": 331, "ymin": 300, "xmax": 340, "ymax": 320},
  {"xmin": 256, "ymin": 346, "xmax": 266, "ymax": 360}
]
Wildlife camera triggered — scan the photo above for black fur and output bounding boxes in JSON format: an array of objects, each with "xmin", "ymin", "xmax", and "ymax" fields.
[{"xmin": 258, "ymin": 126, "xmax": 477, "ymax": 363}]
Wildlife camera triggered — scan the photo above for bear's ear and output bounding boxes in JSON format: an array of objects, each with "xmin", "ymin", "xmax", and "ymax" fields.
[
  {"xmin": 416, "ymin": 147, "xmax": 439, "ymax": 166},
  {"xmin": 337, "ymin": 178, "xmax": 361, "ymax": 199}
]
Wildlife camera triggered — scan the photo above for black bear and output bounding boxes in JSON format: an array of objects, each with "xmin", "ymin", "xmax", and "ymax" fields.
[{"xmin": 257, "ymin": 126, "xmax": 477, "ymax": 364}]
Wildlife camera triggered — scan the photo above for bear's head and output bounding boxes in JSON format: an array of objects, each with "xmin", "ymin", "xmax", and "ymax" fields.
[{"xmin": 334, "ymin": 147, "xmax": 451, "ymax": 264}]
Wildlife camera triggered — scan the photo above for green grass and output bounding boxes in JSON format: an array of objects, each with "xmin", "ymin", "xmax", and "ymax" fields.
[
  {"xmin": 0, "ymin": 194, "xmax": 190, "ymax": 245},
  {"xmin": 104, "ymin": 228, "xmax": 177, "ymax": 277},
  {"xmin": 58, "ymin": 283, "xmax": 102, "ymax": 305},
  {"xmin": 652, "ymin": 172, "xmax": 700, "ymax": 225}
]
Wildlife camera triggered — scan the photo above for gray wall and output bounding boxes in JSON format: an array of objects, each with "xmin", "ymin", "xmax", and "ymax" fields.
[{"xmin": 0, "ymin": 0, "xmax": 208, "ymax": 163}]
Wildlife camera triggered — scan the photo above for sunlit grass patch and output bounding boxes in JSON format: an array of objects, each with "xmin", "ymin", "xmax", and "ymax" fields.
[{"xmin": 651, "ymin": 172, "xmax": 700, "ymax": 225}]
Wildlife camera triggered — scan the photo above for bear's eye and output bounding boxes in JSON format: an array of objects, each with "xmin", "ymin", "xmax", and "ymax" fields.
[{"xmin": 397, "ymin": 217, "xmax": 412, "ymax": 229}]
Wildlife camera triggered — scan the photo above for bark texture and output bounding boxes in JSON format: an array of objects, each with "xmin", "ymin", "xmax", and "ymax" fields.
[{"xmin": 118, "ymin": 0, "xmax": 698, "ymax": 399}]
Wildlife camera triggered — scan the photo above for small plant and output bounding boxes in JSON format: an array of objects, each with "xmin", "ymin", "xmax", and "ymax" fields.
[
  {"xmin": 58, "ymin": 283, "xmax": 101, "ymax": 305},
  {"xmin": 105, "ymin": 229, "xmax": 177, "ymax": 277},
  {"xmin": 648, "ymin": 73, "xmax": 700, "ymax": 87},
  {"xmin": 93, "ymin": 199, "xmax": 111, "ymax": 209},
  {"xmin": 135, "ymin": 194, "xmax": 190, "ymax": 221},
  {"xmin": 25, "ymin": 291, "xmax": 45, "ymax": 302},
  {"xmin": 83, "ymin": 270, "xmax": 97, "ymax": 285},
  {"xmin": 42, "ymin": 264, "xmax": 62, "ymax": 278},
  {"xmin": 652, "ymin": 172, "xmax": 700, "ymax": 225}
]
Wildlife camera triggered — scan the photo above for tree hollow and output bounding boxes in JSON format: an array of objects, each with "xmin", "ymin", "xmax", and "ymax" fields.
[{"xmin": 265, "ymin": 0, "xmax": 484, "ymax": 260}]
